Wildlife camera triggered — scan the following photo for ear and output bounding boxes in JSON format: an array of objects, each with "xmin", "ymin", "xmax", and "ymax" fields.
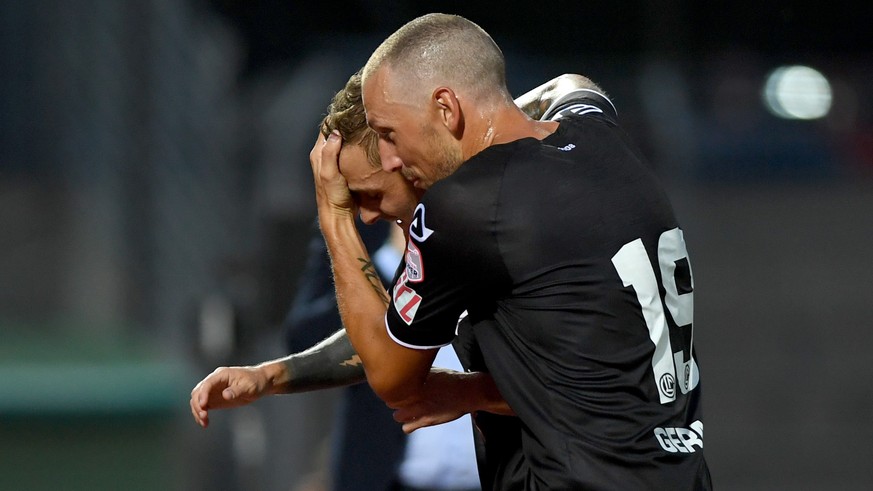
[{"xmin": 432, "ymin": 87, "xmax": 464, "ymax": 138}]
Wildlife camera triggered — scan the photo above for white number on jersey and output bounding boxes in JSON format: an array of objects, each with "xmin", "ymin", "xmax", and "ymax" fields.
[{"xmin": 612, "ymin": 227, "xmax": 700, "ymax": 404}]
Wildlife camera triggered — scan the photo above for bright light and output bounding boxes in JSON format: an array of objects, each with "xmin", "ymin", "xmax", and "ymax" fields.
[{"xmin": 763, "ymin": 65, "xmax": 832, "ymax": 120}]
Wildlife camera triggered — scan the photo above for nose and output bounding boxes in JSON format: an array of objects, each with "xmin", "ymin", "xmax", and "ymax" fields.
[
  {"xmin": 359, "ymin": 207, "xmax": 381, "ymax": 225},
  {"xmin": 378, "ymin": 138, "xmax": 403, "ymax": 173}
]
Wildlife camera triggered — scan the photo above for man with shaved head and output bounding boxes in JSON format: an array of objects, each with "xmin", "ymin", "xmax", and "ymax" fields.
[{"xmin": 312, "ymin": 13, "xmax": 712, "ymax": 490}]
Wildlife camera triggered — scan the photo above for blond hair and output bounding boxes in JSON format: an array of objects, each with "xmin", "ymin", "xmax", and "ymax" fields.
[{"xmin": 320, "ymin": 70, "xmax": 380, "ymax": 168}]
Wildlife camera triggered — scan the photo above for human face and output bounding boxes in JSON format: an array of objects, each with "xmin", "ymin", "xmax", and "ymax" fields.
[
  {"xmin": 363, "ymin": 67, "xmax": 463, "ymax": 190},
  {"xmin": 338, "ymin": 143, "xmax": 422, "ymax": 227}
]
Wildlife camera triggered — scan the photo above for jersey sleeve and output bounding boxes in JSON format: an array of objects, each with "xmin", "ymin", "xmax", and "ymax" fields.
[
  {"xmin": 542, "ymin": 88, "xmax": 618, "ymax": 123},
  {"xmin": 385, "ymin": 171, "xmax": 502, "ymax": 349}
]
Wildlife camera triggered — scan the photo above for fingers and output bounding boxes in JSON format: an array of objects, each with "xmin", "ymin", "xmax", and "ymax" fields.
[
  {"xmin": 309, "ymin": 133, "xmax": 327, "ymax": 180},
  {"xmin": 318, "ymin": 131, "xmax": 342, "ymax": 185},
  {"xmin": 308, "ymin": 129, "xmax": 355, "ymax": 216},
  {"xmin": 222, "ymin": 387, "xmax": 237, "ymax": 401},
  {"xmin": 401, "ymin": 418, "xmax": 428, "ymax": 434},
  {"xmin": 190, "ymin": 384, "xmax": 210, "ymax": 428},
  {"xmin": 189, "ymin": 368, "xmax": 232, "ymax": 428},
  {"xmin": 309, "ymin": 131, "xmax": 341, "ymax": 181},
  {"xmin": 322, "ymin": 131, "xmax": 342, "ymax": 161},
  {"xmin": 393, "ymin": 407, "xmax": 430, "ymax": 433}
]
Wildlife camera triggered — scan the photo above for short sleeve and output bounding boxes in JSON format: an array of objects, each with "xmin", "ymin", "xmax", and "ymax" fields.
[
  {"xmin": 542, "ymin": 88, "xmax": 618, "ymax": 123},
  {"xmin": 385, "ymin": 157, "xmax": 509, "ymax": 349}
]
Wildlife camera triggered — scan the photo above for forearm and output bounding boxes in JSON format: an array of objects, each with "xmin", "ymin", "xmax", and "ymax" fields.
[
  {"xmin": 514, "ymin": 73, "xmax": 602, "ymax": 120},
  {"xmin": 319, "ymin": 212, "xmax": 431, "ymax": 406},
  {"xmin": 464, "ymin": 371, "xmax": 514, "ymax": 415},
  {"xmin": 435, "ymin": 370, "xmax": 513, "ymax": 416},
  {"xmin": 264, "ymin": 328, "xmax": 366, "ymax": 394}
]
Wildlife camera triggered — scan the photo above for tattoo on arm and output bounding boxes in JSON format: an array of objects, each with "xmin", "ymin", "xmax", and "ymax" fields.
[
  {"xmin": 358, "ymin": 257, "xmax": 390, "ymax": 305},
  {"xmin": 283, "ymin": 329, "xmax": 367, "ymax": 393},
  {"xmin": 341, "ymin": 354, "xmax": 362, "ymax": 367}
]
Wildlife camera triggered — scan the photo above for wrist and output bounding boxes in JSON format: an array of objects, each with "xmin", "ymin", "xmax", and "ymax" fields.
[
  {"xmin": 467, "ymin": 371, "xmax": 508, "ymax": 414},
  {"xmin": 258, "ymin": 360, "xmax": 291, "ymax": 395},
  {"xmin": 318, "ymin": 203, "xmax": 356, "ymax": 227}
]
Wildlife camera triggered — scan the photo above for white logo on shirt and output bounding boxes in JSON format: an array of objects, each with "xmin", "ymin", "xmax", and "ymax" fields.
[
  {"xmin": 548, "ymin": 103, "xmax": 603, "ymax": 121},
  {"xmin": 654, "ymin": 420, "xmax": 704, "ymax": 454},
  {"xmin": 558, "ymin": 143, "xmax": 576, "ymax": 152},
  {"xmin": 409, "ymin": 203, "xmax": 434, "ymax": 242}
]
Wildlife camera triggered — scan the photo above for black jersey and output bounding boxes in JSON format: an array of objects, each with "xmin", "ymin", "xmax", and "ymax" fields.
[
  {"xmin": 454, "ymin": 316, "xmax": 527, "ymax": 491},
  {"xmin": 386, "ymin": 92, "xmax": 711, "ymax": 490}
]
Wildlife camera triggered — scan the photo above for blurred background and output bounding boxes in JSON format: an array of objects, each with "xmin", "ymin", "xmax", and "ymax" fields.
[{"xmin": 1, "ymin": 1, "xmax": 871, "ymax": 490}]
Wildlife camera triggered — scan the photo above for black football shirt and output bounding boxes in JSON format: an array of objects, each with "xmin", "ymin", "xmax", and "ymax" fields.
[{"xmin": 386, "ymin": 91, "xmax": 711, "ymax": 490}]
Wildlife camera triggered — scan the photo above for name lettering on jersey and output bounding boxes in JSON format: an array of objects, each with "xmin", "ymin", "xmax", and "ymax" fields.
[
  {"xmin": 654, "ymin": 420, "xmax": 704, "ymax": 454},
  {"xmin": 409, "ymin": 203, "xmax": 434, "ymax": 242},
  {"xmin": 548, "ymin": 103, "xmax": 603, "ymax": 121},
  {"xmin": 405, "ymin": 240, "xmax": 425, "ymax": 283},
  {"xmin": 392, "ymin": 270, "xmax": 422, "ymax": 325}
]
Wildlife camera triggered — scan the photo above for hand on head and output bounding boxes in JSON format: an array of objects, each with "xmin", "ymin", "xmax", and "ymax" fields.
[{"xmin": 309, "ymin": 131, "xmax": 357, "ymax": 220}]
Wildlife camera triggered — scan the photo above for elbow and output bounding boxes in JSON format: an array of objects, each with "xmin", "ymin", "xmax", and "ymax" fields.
[
  {"xmin": 556, "ymin": 73, "xmax": 603, "ymax": 94},
  {"xmin": 364, "ymin": 366, "xmax": 424, "ymax": 409}
]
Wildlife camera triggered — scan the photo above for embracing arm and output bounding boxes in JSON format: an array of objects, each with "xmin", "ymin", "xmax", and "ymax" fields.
[{"xmin": 514, "ymin": 73, "xmax": 604, "ymax": 120}]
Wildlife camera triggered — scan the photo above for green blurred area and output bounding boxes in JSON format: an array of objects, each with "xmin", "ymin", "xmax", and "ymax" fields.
[{"xmin": 0, "ymin": 321, "xmax": 195, "ymax": 490}]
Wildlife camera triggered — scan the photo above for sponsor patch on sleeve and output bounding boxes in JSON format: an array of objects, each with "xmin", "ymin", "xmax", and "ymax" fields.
[
  {"xmin": 392, "ymin": 271, "xmax": 422, "ymax": 325},
  {"xmin": 404, "ymin": 241, "xmax": 424, "ymax": 283}
]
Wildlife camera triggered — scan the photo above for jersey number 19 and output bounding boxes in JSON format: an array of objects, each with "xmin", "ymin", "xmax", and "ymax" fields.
[{"xmin": 612, "ymin": 227, "xmax": 700, "ymax": 404}]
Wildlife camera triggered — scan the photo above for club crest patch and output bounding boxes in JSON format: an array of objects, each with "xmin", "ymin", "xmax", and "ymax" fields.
[{"xmin": 409, "ymin": 203, "xmax": 434, "ymax": 242}]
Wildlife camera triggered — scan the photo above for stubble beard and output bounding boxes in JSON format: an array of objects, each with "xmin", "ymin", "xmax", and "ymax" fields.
[{"xmin": 423, "ymin": 128, "xmax": 464, "ymax": 188}]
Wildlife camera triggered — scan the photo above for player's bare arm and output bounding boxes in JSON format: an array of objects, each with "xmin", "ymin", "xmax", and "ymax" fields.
[
  {"xmin": 310, "ymin": 130, "xmax": 436, "ymax": 408},
  {"xmin": 189, "ymin": 323, "xmax": 510, "ymax": 429},
  {"xmin": 190, "ymin": 328, "xmax": 364, "ymax": 428},
  {"xmin": 514, "ymin": 73, "xmax": 602, "ymax": 120},
  {"xmin": 393, "ymin": 367, "xmax": 513, "ymax": 433},
  {"xmin": 358, "ymin": 256, "xmax": 391, "ymax": 305}
]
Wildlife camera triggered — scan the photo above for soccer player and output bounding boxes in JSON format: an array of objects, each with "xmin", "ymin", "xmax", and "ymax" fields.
[{"xmin": 311, "ymin": 13, "xmax": 712, "ymax": 490}]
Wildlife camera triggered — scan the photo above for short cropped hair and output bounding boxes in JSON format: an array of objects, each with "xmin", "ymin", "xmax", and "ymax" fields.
[
  {"xmin": 320, "ymin": 70, "xmax": 380, "ymax": 168},
  {"xmin": 363, "ymin": 13, "xmax": 509, "ymax": 102}
]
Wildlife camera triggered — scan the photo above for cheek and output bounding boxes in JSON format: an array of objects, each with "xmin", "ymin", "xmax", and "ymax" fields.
[
  {"xmin": 360, "ymin": 196, "xmax": 379, "ymax": 212},
  {"xmin": 381, "ymin": 196, "xmax": 400, "ymax": 214}
]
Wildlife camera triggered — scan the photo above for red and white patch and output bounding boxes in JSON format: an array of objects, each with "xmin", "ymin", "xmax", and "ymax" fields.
[
  {"xmin": 392, "ymin": 271, "xmax": 422, "ymax": 325},
  {"xmin": 405, "ymin": 241, "xmax": 425, "ymax": 283}
]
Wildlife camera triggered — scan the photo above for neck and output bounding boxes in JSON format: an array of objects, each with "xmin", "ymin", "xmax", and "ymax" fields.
[{"xmin": 462, "ymin": 103, "xmax": 558, "ymax": 160}]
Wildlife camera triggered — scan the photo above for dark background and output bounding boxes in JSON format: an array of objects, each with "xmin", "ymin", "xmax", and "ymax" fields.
[{"xmin": 1, "ymin": 1, "xmax": 872, "ymax": 490}]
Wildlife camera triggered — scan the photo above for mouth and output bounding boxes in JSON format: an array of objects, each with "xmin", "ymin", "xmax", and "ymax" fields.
[{"xmin": 401, "ymin": 167, "xmax": 417, "ymax": 180}]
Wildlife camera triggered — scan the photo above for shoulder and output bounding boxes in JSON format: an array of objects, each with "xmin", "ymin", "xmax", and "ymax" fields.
[
  {"xmin": 410, "ymin": 146, "xmax": 522, "ymax": 252},
  {"xmin": 543, "ymin": 89, "xmax": 618, "ymax": 124},
  {"xmin": 423, "ymin": 146, "xmax": 515, "ymax": 211}
]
